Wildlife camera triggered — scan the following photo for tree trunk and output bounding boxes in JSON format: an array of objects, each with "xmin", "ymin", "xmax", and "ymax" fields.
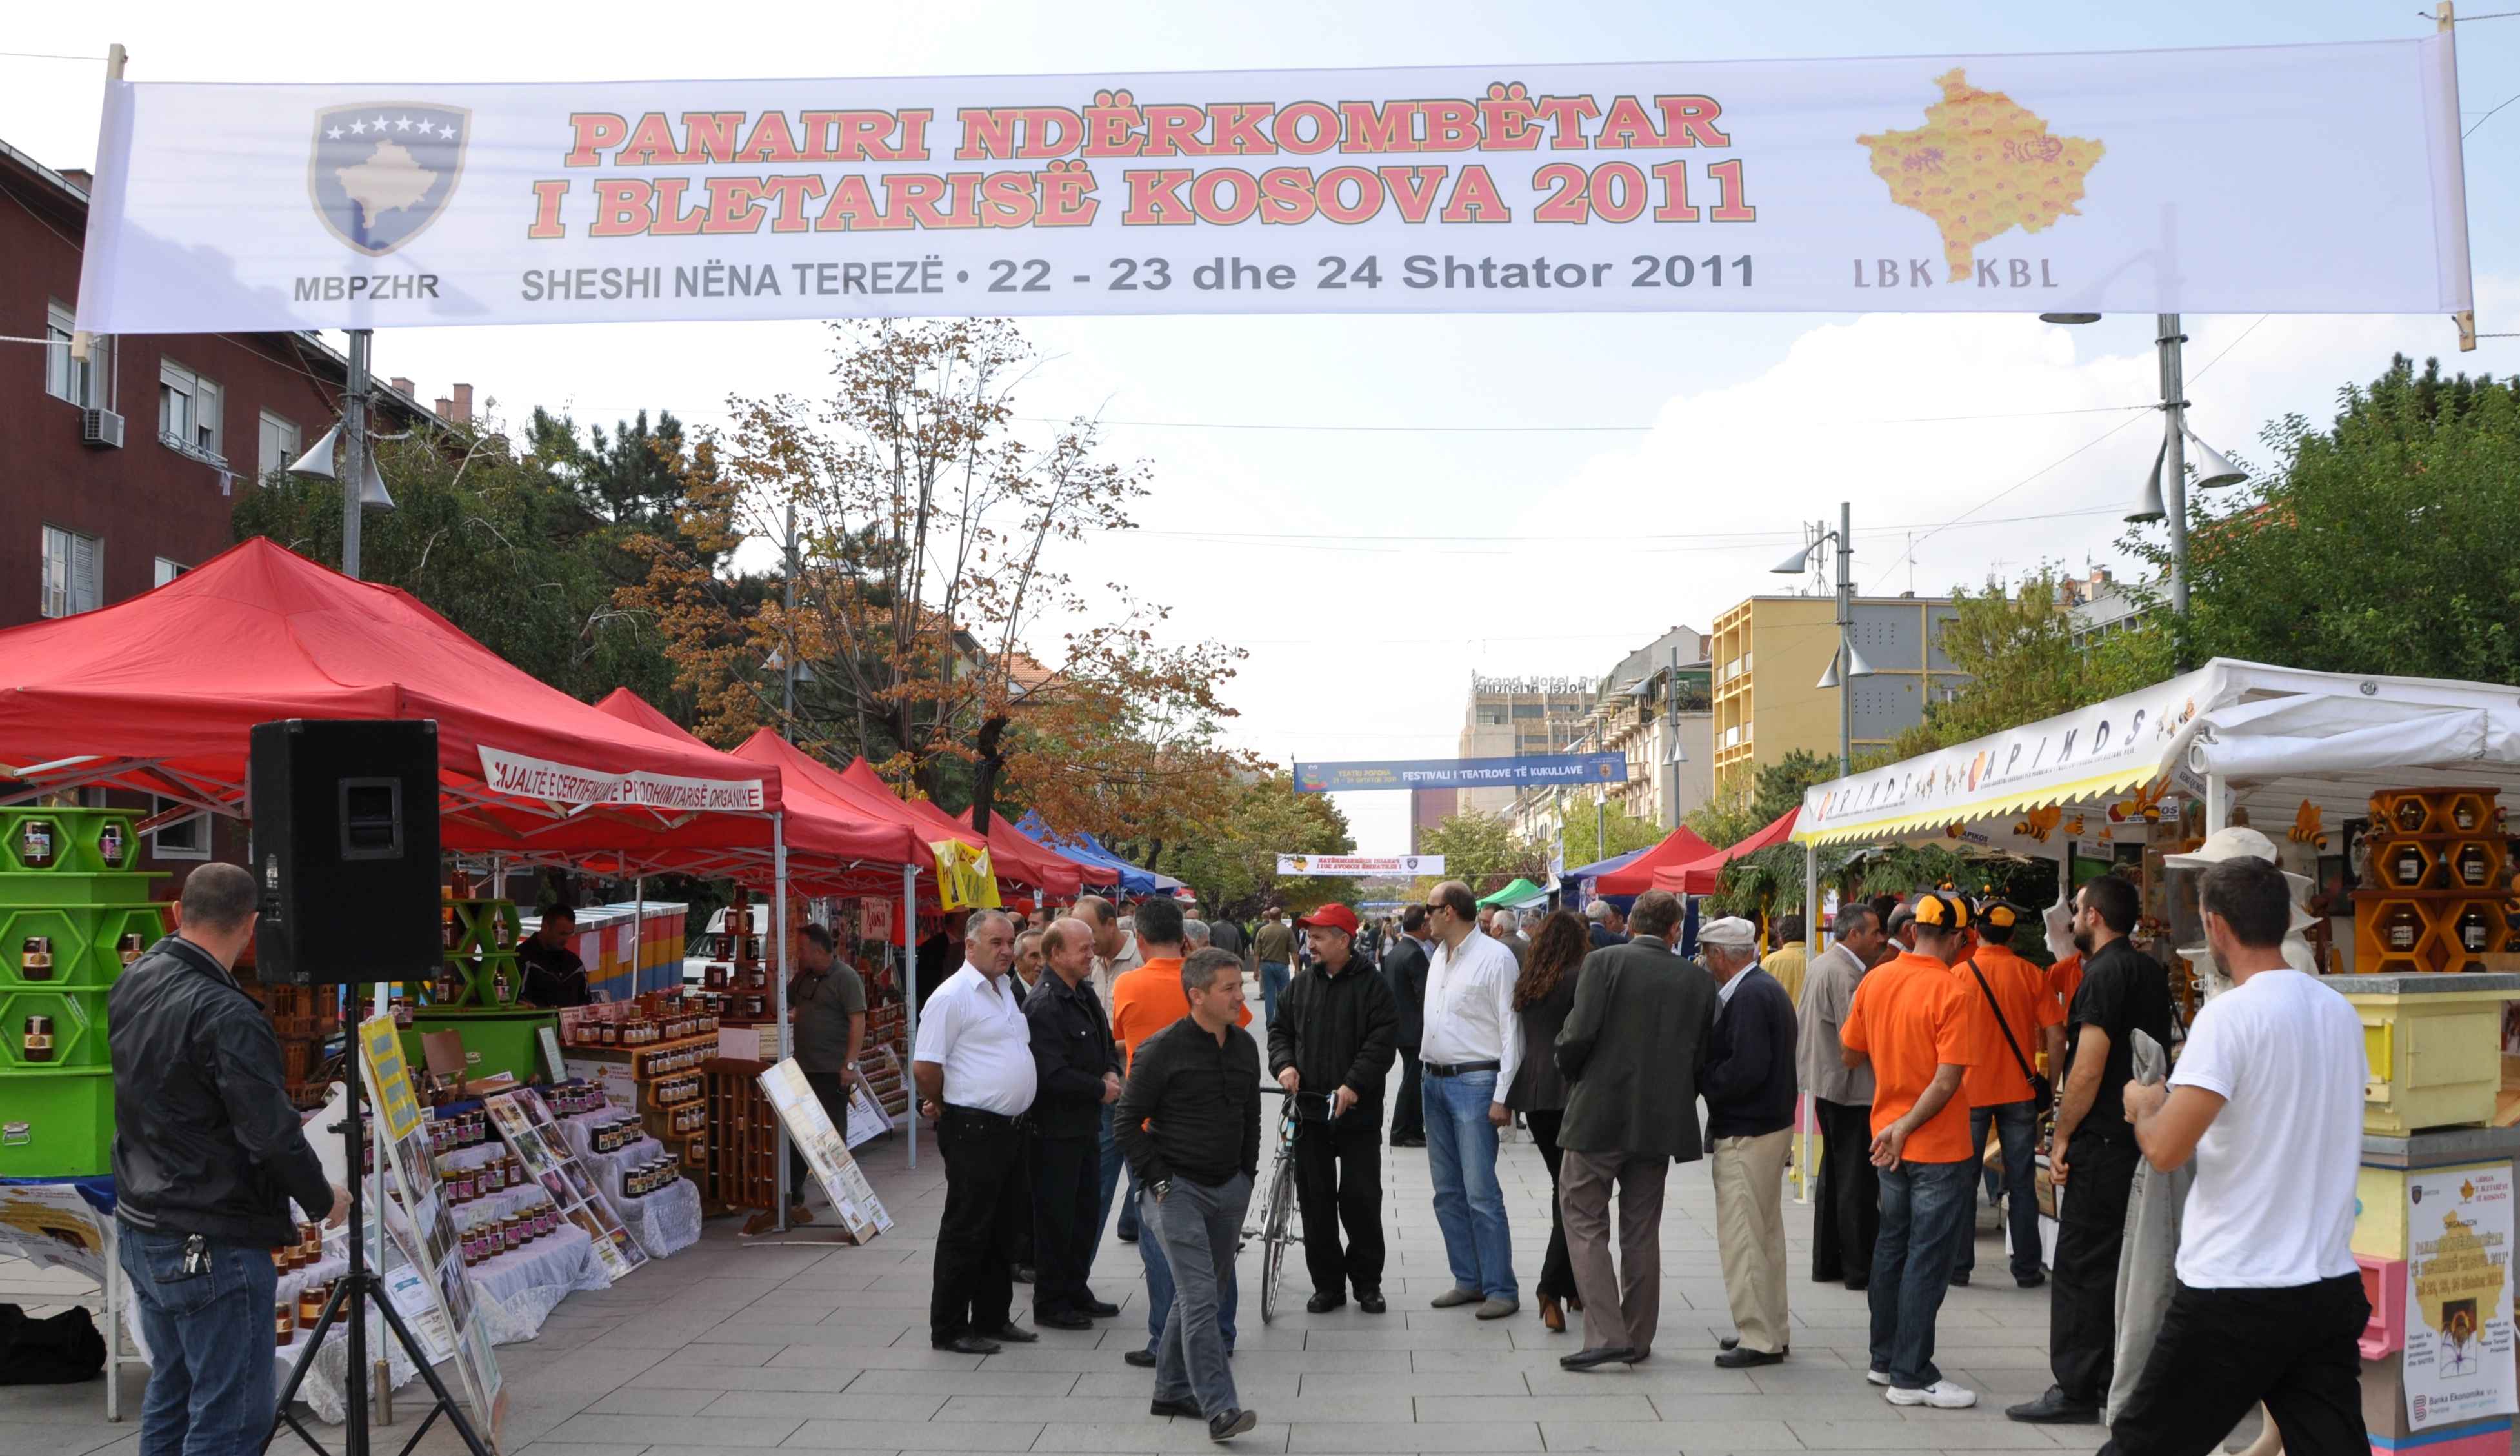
[{"xmin": 968, "ymin": 714, "xmax": 1008, "ymax": 833}]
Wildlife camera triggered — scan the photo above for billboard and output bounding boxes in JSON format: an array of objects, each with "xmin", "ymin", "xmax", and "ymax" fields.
[{"xmin": 1295, "ymin": 753, "xmax": 1628, "ymax": 793}]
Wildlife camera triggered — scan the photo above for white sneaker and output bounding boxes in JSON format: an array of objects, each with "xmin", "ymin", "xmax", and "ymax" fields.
[
  {"xmin": 1886, "ymin": 1381, "xmax": 1977, "ymax": 1409},
  {"xmin": 1865, "ymin": 1368, "xmax": 1893, "ymax": 1386}
]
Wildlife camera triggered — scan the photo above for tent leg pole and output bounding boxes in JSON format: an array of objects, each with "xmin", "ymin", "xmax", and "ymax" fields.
[
  {"xmin": 773, "ymin": 813, "xmax": 791, "ymax": 1233},
  {"xmin": 632, "ymin": 879, "xmax": 645, "ymax": 995},
  {"xmin": 903, "ymin": 864, "xmax": 918, "ymax": 1172},
  {"xmin": 2204, "ymin": 775, "xmax": 2228, "ymax": 833}
]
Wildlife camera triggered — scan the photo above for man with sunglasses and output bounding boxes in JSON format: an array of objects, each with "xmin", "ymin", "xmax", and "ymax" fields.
[{"xmin": 1417, "ymin": 880, "xmax": 1524, "ymax": 1321}]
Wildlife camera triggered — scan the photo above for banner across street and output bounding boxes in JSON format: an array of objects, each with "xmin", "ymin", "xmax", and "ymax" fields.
[
  {"xmin": 74, "ymin": 38, "xmax": 2470, "ymax": 335},
  {"xmin": 1274, "ymin": 854, "xmax": 1446, "ymax": 877}
]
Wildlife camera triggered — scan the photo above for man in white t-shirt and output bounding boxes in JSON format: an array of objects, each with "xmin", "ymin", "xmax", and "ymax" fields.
[{"xmin": 2105, "ymin": 856, "xmax": 2370, "ymax": 1456}]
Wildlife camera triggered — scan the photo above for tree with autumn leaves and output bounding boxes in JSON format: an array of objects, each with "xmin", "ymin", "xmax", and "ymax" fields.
[{"xmin": 617, "ymin": 318, "xmax": 1265, "ymax": 861}]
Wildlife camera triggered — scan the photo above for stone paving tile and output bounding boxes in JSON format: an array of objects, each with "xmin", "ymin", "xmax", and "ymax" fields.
[
  {"xmin": 585, "ymin": 1386, "xmax": 726, "ymax": 1415},
  {"xmin": 0, "ymin": 1424, "xmax": 128, "ymax": 1456},
  {"xmin": 643, "ymin": 1365, "xmax": 871, "ymax": 1393},
  {"xmin": 1538, "ymin": 1417, "xmax": 1805, "ymax": 1450},
  {"xmin": 1035, "ymin": 1421, "xmax": 1294, "ymax": 1451},
  {"xmin": 1788, "ymin": 1417, "xmax": 2078, "ymax": 1449},
  {"xmin": 1419, "ymin": 1394, "xmax": 1662, "ymax": 1423},
  {"xmin": 850, "ymin": 1367, "xmax": 1079, "ymax": 1395},
  {"xmin": 763, "ymin": 1344, "xmax": 981, "ymax": 1371},
  {"xmin": 1283, "ymin": 1421, "xmax": 1541, "ymax": 1453},
  {"xmin": 541, "ymin": 1413, "xmax": 805, "ymax": 1446},
  {"xmin": 783, "ymin": 1418, "xmax": 1041, "ymax": 1450},
  {"xmin": 703, "ymin": 1391, "xmax": 949, "ymax": 1421}
]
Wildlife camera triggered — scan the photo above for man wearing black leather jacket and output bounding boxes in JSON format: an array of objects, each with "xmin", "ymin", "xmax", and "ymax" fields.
[{"xmin": 112, "ymin": 863, "xmax": 343, "ymax": 1456}]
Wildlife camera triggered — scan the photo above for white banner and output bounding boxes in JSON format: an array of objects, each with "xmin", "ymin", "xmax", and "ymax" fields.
[
  {"xmin": 1277, "ymin": 853, "xmax": 1445, "ymax": 877},
  {"xmin": 2405, "ymin": 1164, "xmax": 2516, "ymax": 1431},
  {"xmin": 477, "ymin": 744, "xmax": 766, "ymax": 811},
  {"xmin": 75, "ymin": 40, "xmax": 2470, "ymax": 334}
]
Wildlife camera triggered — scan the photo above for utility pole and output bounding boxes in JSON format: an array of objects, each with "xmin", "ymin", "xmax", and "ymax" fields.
[
  {"xmin": 2157, "ymin": 314, "xmax": 2192, "ymax": 630},
  {"xmin": 781, "ymin": 501, "xmax": 797, "ymax": 738},
  {"xmin": 341, "ymin": 331, "xmax": 371, "ymax": 579},
  {"xmin": 1663, "ymin": 643, "xmax": 1681, "ymax": 831},
  {"xmin": 1834, "ymin": 501, "xmax": 1854, "ymax": 779}
]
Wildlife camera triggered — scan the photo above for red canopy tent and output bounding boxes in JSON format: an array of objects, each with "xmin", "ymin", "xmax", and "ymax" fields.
[
  {"xmin": 1650, "ymin": 808, "xmax": 1801, "ymax": 895},
  {"xmin": 0, "ymin": 540, "xmax": 783, "ymax": 853},
  {"xmin": 1591, "ymin": 823, "xmax": 1721, "ymax": 897}
]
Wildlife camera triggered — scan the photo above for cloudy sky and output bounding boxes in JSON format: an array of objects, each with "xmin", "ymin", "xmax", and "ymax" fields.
[{"xmin": 10, "ymin": 0, "xmax": 2515, "ymax": 853}]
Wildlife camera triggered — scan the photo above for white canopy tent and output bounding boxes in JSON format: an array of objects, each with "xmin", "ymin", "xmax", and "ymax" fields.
[{"xmin": 1790, "ymin": 659, "xmax": 2520, "ymax": 953}]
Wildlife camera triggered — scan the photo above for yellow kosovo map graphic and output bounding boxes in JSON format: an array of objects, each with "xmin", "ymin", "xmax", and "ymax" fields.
[
  {"xmin": 2415, "ymin": 1206, "xmax": 2506, "ymax": 1348},
  {"xmin": 1858, "ymin": 70, "xmax": 2104, "ymax": 282}
]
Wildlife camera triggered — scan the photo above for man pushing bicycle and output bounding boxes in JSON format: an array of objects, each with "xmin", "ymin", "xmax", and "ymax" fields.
[{"xmin": 1267, "ymin": 903, "xmax": 1401, "ymax": 1315}]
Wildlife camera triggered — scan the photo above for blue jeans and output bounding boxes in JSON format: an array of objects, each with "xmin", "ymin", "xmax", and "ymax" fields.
[
  {"xmin": 1260, "ymin": 962, "xmax": 1290, "ymax": 1031},
  {"xmin": 1423, "ymin": 1069, "xmax": 1516, "ymax": 1301},
  {"xmin": 121, "ymin": 1226, "xmax": 277, "ymax": 1456},
  {"xmin": 1139, "ymin": 1186, "xmax": 1237, "ymax": 1351},
  {"xmin": 1954, "ymin": 1101, "xmax": 2041, "ymax": 1281},
  {"xmin": 1869, "ymin": 1157, "xmax": 1974, "ymax": 1390},
  {"xmin": 1095, "ymin": 1104, "xmax": 1128, "ymax": 1255}
]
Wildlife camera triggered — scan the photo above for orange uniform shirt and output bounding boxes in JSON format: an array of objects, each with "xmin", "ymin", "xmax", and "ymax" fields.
[
  {"xmin": 1950, "ymin": 944, "xmax": 2065, "ymax": 1108},
  {"xmin": 1840, "ymin": 950, "xmax": 1977, "ymax": 1164},
  {"xmin": 2048, "ymin": 954, "xmax": 2085, "ymax": 1017},
  {"xmin": 1110, "ymin": 956, "xmax": 1250, "ymax": 1069}
]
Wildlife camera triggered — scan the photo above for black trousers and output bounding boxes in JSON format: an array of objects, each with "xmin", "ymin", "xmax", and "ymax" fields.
[
  {"xmin": 2051, "ymin": 1130, "xmax": 2139, "ymax": 1404},
  {"xmin": 1810, "ymin": 1097, "xmax": 1880, "ymax": 1288},
  {"xmin": 1388, "ymin": 1050, "xmax": 1424, "ymax": 1142},
  {"xmin": 930, "ymin": 1107, "xmax": 1027, "ymax": 1345},
  {"xmin": 1030, "ymin": 1130, "xmax": 1099, "ymax": 1317},
  {"xmin": 1294, "ymin": 1111, "xmax": 1385, "ymax": 1298},
  {"xmin": 786, "ymin": 1071, "xmax": 848, "ymax": 1202},
  {"xmin": 1522, "ymin": 1108, "xmax": 1577, "ymax": 1302},
  {"xmin": 2101, "ymin": 1275, "xmax": 2371, "ymax": 1456}
]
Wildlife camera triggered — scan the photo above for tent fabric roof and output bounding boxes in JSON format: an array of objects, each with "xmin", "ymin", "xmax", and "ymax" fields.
[
  {"xmin": 1015, "ymin": 812, "xmax": 1145, "ymax": 894},
  {"xmin": 0, "ymin": 539, "xmax": 780, "ymax": 850},
  {"xmin": 1592, "ymin": 824, "xmax": 1720, "ymax": 896},
  {"xmin": 1794, "ymin": 658, "xmax": 2520, "ymax": 850},
  {"xmin": 755, "ymin": 743, "xmax": 1087, "ymax": 897},
  {"xmin": 1565, "ymin": 846, "xmax": 1648, "ymax": 881},
  {"xmin": 1476, "ymin": 877, "xmax": 1547, "ymax": 908},
  {"xmin": 1651, "ymin": 807, "xmax": 1799, "ymax": 895}
]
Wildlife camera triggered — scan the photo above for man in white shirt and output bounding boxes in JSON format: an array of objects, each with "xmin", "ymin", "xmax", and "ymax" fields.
[
  {"xmin": 912, "ymin": 909, "xmax": 1041, "ymax": 1355},
  {"xmin": 1417, "ymin": 880, "xmax": 1523, "ymax": 1319},
  {"xmin": 2109, "ymin": 856, "xmax": 2369, "ymax": 1456}
]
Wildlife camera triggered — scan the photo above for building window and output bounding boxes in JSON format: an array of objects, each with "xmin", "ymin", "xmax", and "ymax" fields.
[
  {"xmin": 154, "ymin": 558, "xmax": 188, "ymax": 588},
  {"xmin": 40, "ymin": 525, "xmax": 101, "ymax": 618},
  {"xmin": 256, "ymin": 412, "xmax": 301, "ymax": 483},
  {"xmin": 147, "ymin": 793, "xmax": 210, "ymax": 860},
  {"xmin": 1510, "ymin": 704, "xmax": 1544, "ymax": 719},
  {"xmin": 159, "ymin": 360, "xmax": 223, "ymax": 461},
  {"xmin": 45, "ymin": 301, "xmax": 88, "ymax": 405}
]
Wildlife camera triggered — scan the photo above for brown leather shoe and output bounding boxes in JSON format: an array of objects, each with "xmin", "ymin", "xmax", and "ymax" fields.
[{"xmin": 1538, "ymin": 1295, "xmax": 1565, "ymax": 1333}]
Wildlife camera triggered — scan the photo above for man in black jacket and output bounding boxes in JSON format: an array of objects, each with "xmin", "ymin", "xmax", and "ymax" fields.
[
  {"xmin": 1381, "ymin": 906, "xmax": 1430, "ymax": 1147},
  {"xmin": 112, "ymin": 863, "xmax": 344, "ymax": 1456},
  {"xmin": 1116, "ymin": 949, "xmax": 1263, "ymax": 1441},
  {"xmin": 1697, "ymin": 916, "xmax": 1800, "ymax": 1369},
  {"xmin": 1025, "ymin": 918, "xmax": 1123, "ymax": 1330},
  {"xmin": 1269, "ymin": 903, "xmax": 1401, "ymax": 1313}
]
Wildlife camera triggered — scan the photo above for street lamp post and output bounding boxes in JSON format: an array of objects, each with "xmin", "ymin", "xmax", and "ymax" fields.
[{"xmin": 1770, "ymin": 501, "xmax": 1869, "ymax": 777}]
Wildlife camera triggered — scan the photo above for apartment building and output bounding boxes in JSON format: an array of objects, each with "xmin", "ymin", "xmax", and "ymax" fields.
[
  {"xmin": 1708, "ymin": 593, "xmax": 1963, "ymax": 798},
  {"xmin": 1452, "ymin": 672, "xmax": 1599, "ymax": 817}
]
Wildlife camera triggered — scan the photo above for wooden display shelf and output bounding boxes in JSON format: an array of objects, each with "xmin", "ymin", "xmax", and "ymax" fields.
[{"xmin": 701, "ymin": 1057, "xmax": 776, "ymax": 1217}]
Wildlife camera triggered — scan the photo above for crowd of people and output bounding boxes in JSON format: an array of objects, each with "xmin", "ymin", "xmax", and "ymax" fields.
[{"xmin": 887, "ymin": 854, "xmax": 2368, "ymax": 1451}]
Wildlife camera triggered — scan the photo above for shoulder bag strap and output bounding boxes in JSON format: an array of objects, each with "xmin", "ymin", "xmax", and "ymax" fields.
[{"xmin": 1963, "ymin": 957, "xmax": 2037, "ymax": 1088}]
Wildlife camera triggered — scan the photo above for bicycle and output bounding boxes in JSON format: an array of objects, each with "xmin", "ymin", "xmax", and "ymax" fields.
[{"xmin": 1250, "ymin": 1086, "xmax": 1330, "ymax": 1323}]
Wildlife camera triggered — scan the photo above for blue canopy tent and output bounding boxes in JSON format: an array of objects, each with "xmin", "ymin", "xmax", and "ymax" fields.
[{"xmin": 1015, "ymin": 812, "xmax": 1184, "ymax": 895}]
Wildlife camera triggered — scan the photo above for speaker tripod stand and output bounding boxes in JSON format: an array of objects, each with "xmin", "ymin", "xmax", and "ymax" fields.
[{"xmin": 265, "ymin": 1015, "xmax": 490, "ymax": 1456}]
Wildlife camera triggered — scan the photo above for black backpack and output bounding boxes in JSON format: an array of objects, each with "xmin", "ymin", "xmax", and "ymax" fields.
[{"xmin": 0, "ymin": 1304, "xmax": 106, "ymax": 1384}]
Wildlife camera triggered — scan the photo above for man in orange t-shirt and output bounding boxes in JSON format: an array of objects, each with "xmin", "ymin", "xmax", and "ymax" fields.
[
  {"xmin": 1839, "ymin": 892, "xmax": 1979, "ymax": 1410},
  {"xmin": 1949, "ymin": 902, "xmax": 2067, "ymax": 1290},
  {"xmin": 1107, "ymin": 898, "xmax": 1252, "ymax": 1367}
]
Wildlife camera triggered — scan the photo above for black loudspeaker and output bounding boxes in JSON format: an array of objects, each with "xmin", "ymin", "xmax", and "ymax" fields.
[{"xmin": 248, "ymin": 719, "xmax": 441, "ymax": 986}]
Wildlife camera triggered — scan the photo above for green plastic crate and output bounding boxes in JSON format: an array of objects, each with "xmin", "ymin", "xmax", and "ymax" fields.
[
  {"xmin": 0, "ymin": 1066, "xmax": 114, "ymax": 1177},
  {"xmin": 0, "ymin": 808, "xmax": 144, "ymax": 874},
  {"xmin": 0, "ymin": 984, "xmax": 105, "ymax": 1069},
  {"xmin": 1, "ymin": 903, "xmax": 168, "ymax": 990},
  {"xmin": 0, "ymin": 873, "xmax": 165, "ymax": 909},
  {"xmin": 400, "ymin": 1008, "xmax": 559, "ymax": 1086}
]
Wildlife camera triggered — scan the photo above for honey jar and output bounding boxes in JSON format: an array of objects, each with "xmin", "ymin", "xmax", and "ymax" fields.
[
  {"xmin": 18, "ymin": 819, "xmax": 54, "ymax": 868},
  {"xmin": 98, "ymin": 822, "xmax": 126, "ymax": 866},
  {"xmin": 299, "ymin": 1221, "xmax": 323, "ymax": 1264},
  {"xmin": 21, "ymin": 936, "xmax": 52, "ymax": 981},
  {"xmin": 22, "ymin": 1014, "xmax": 54, "ymax": 1063},
  {"xmin": 277, "ymin": 1299, "xmax": 294, "ymax": 1346},
  {"xmin": 118, "ymin": 933, "xmax": 144, "ymax": 966},
  {"xmin": 298, "ymin": 1281, "xmax": 329, "ymax": 1326}
]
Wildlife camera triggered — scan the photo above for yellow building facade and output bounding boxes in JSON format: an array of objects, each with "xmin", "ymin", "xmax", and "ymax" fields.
[{"xmin": 1708, "ymin": 594, "xmax": 1964, "ymax": 799}]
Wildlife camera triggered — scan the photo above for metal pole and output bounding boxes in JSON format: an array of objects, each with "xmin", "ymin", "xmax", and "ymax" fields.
[
  {"xmin": 901, "ymin": 862, "xmax": 919, "ymax": 1170},
  {"xmin": 772, "ymin": 814, "xmax": 791, "ymax": 1231},
  {"xmin": 632, "ymin": 876, "xmax": 645, "ymax": 995},
  {"xmin": 343, "ymin": 330, "xmax": 372, "ymax": 579},
  {"xmin": 1594, "ymin": 797, "xmax": 1605, "ymax": 863},
  {"xmin": 1836, "ymin": 501, "xmax": 1854, "ymax": 777},
  {"xmin": 2158, "ymin": 314, "xmax": 2192, "ymax": 628},
  {"xmin": 782, "ymin": 503, "xmax": 797, "ymax": 736},
  {"xmin": 1663, "ymin": 644, "xmax": 1680, "ymax": 830}
]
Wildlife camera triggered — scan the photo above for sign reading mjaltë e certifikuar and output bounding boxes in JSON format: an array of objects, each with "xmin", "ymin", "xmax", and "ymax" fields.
[{"xmin": 74, "ymin": 40, "xmax": 2468, "ymax": 335}]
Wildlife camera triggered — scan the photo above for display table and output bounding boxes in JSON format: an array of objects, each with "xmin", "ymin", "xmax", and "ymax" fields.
[{"xmin": 557, "ymin": 1112, "xmax": 701, "ymax": 1258}]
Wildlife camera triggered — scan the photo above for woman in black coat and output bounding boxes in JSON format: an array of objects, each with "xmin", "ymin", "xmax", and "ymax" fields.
[{"xmin": 1507, "ymin": 909, "xmax": 1592, "ymax": 1333}]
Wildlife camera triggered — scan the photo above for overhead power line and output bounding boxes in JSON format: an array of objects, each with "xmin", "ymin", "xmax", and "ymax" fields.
[{"xmin": 1017, "ymin": 403, "xmax": 2151, "ymax": 434}]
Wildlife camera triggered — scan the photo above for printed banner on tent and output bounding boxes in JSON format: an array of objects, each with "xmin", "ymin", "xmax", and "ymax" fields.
[
  {"xmin": 2404, "ymin": 1164, "xmax": 2517, "ymax": 1431},
  {"xmin": 1295, "ymin": 753, "xmax": 1627, "ymax": 793},
  {"xmin": 930, "ymin": 838, "xmax": 1000, "ymax": 911},
  {"xmin": 477, "ymin": 745, "xmax": 766, "ymax": 811},
  {"xmin": 74, "ymin": 39, "xmax": 2469, "ymax": 335},
  {"xmin": 1276, "ymin": 854, "xmax": 1446, "ymax": 877}
]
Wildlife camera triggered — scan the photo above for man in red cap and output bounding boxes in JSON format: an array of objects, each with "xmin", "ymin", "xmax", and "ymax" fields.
[{"xmin": 1269, "ymin": 903, "xmax": 1401, "ymax": 1313}]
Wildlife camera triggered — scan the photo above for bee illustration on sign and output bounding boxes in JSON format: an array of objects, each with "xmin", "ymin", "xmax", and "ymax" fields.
[{"xmin": 309, "ymin": 103, "xmax": 471, "ymax": 256}]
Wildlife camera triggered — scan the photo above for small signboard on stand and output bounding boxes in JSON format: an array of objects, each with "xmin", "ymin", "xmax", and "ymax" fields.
[{"xmin": 758, "ymin": 1058, "xmax": 891, "ymax": 1242}]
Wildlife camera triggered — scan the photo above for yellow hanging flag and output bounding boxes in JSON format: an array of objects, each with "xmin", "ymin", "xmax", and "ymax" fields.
[{"xmin": 931, "ymin": 838, "xmax": 1001, "ymax": 911}]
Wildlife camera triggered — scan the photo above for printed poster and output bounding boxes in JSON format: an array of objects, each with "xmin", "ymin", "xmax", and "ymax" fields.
[
  {"xmin": 481, "ymin": 1089, "xmax": 646, "ymax": 1281},
  {"xmin": 2405, "ymin": 1164, "xmax": 2517, "ymax": 1431},
  {"xmin": 0, "ymin": 1182, "xmax": 111, "ymax": 1286},
  {"xmin": 759, "ymin": 1057, "xmax": 891, "ymax": 1242}
]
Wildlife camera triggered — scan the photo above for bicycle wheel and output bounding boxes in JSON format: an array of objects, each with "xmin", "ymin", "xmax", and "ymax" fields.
[{"xmin": 1259, "ymin": 1153, "xmax": 1298, "ymax": 1322}]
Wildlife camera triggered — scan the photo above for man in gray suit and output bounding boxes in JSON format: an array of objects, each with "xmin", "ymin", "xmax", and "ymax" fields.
[{"xmin": 1552, "ymin": 890, "xmax": 1717, "ymax": 1370}]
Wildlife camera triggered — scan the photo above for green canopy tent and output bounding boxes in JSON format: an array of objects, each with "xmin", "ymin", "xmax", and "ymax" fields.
[{"xmin": 1475, "ymin": 877, "xmax": 1549, "ymax": 910}]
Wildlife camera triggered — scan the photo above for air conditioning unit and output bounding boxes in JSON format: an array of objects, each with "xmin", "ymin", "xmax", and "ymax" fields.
[{"xmin": 80, "ymin": 408, "xmax": 125, "ymax": 449}]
